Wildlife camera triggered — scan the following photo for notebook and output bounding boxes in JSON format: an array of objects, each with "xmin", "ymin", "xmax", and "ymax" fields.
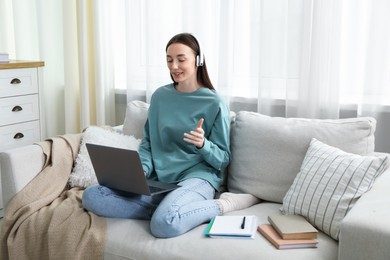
[
  {"xmin": 86, "ymin": 143, "xmax": 179, "ymax": 196},
  {"xmin": 204, "ymin": 215, "xmax": 258, "ymax": 239}
]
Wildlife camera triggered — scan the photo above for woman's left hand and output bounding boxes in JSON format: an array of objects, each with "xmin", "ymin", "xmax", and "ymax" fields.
[{"xmin": 183, "ymin": 118, "xmax": 205, "ymax": 148}]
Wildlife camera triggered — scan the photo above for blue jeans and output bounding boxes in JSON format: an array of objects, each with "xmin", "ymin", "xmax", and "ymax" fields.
[{"xmin": 82, "ymin": 178, "xmax": 222, "ymax": 238}]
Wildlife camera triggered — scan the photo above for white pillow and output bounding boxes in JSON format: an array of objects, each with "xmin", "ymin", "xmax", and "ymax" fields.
[
  {"xmin": 69, "ymin": 126, "xmax": 141, "ymax": 188},
  {"xmin": 281, "ymin": 138, "xmax": 388, "ymax": 240},
  {"xmin": 123, "ymin": 100, "xmax": 150, "ymax": 139}
]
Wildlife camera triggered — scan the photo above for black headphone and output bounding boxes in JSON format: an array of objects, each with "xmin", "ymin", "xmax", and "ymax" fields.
[{"xmin": 194, "ymin": 36, "xmax": 204, "ymax": 67}]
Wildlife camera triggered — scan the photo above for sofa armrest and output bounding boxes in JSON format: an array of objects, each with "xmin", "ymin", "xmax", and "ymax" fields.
[
  {"xmin": 1, "ymin": 125, "xmax": 124, "ymax": 209},
  {"xmin": 339, "ymin": 168, "xmax": 390, "ymax": 260},
  {"xmin": 1, "ymin": 145, "xmax": 45, "ymax": 208}
]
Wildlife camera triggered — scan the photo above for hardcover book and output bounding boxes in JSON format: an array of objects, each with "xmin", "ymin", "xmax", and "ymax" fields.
[
  {"xmin": 258, "ymin": 224, "xmax": 318, "ymax": 250},
  {"xmin": 267, "ymin": 214, "xmax": 318, "ymax": 240}
]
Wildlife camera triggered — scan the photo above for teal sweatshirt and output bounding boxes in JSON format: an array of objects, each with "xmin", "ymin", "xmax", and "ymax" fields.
[{"xmin": 139, "ymin": 83, "xmax": 231, "ymax": 190}]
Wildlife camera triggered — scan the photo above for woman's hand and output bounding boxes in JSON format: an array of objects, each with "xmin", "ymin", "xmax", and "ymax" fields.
[{"xmin": 183, "ymin": 118, "xmax": 205, "ymax": 148}]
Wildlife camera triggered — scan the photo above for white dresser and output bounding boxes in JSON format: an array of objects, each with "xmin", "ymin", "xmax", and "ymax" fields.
[{"xmin": 0, "ymin": 60, "xmax": 45, "ymax": 217}]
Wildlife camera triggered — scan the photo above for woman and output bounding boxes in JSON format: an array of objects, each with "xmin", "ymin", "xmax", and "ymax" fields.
[{"xmin": 83, "ymin": 33, "xmax": 259, "ymax": 238}]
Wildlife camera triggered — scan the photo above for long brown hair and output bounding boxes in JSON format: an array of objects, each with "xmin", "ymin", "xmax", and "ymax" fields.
[{"xmin": 166, "ymin": 33, "xmax": 215, "ymax": 90}]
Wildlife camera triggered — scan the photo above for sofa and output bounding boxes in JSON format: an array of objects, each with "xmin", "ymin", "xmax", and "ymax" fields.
[{"xmin": 1, "ymin": 100, "xmax": 390, "ymax": 260}]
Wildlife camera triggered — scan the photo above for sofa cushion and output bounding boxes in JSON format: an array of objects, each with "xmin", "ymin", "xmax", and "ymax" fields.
[
  {"xmin": 104, "ymin": 202, "xmax": 338, "ymax": 260},
  {"xmin": 281, "ymin": 138, "xmax": 387, "ymax": 240},
  {"xmin": 69, "ymin": 126, "xmax": 141, "ymax": 188},
  {"xmin": 227, "ymin": 111, "xmax": 377, "ymax": 203},
  {"xmin": 123, "ymin": 100, "xmax": 150, "ymax": 139}
]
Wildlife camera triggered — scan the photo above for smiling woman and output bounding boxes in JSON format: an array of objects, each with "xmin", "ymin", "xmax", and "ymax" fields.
[
  {"xmin": 165, "ymin": 33, "xmax": 214, "ymax": 92},
  {"xmin": 81, "ymin": 32, "xmax": 263, "ymax": 239},
  {"xmin": 166, "ymin": 43, "xmax": 200, "ymax": 91}
]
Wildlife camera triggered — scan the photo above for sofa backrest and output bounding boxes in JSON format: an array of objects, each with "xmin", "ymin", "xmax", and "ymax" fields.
[
  {"xmin": 122, "ymin": 101, "xmax": 377, "ymax": 203},
  {"xmin": 227, "ymin": 111, "xmax": 377, "ymax": 203}
]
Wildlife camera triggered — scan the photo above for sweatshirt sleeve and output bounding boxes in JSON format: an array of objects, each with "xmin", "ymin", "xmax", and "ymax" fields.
[
  {"xmin": 197, "ymin": 104, "xmax": 231, "ymax": 171},
  {"xmin": 139, "ymin": 117, "xmax": 154, "ymax": 177}
]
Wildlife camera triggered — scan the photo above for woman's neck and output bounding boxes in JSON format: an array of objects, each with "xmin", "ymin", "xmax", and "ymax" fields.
[{"xmin": 175, "ymin": 82, "xmax": 201, "ymax": 93}]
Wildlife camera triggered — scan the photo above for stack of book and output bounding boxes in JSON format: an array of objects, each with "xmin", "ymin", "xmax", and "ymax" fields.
[
  {"xmin": 0, "ymin": 53, "xmax": 9, "ymax": 63},
  {"xmin": 258, "ymin": 214, "xmax": 318, "ymax": 249}
]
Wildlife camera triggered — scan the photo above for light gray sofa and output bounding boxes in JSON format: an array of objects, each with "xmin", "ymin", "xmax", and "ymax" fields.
[{"xmin": 2, "ymin": 100, "xmax": 390, "ymax": 260}]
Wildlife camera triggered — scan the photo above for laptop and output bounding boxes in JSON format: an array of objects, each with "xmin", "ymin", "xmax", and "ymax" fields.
[{"xmin": 86, "ymin": 143, "xmax": 180, "ymax": 196}]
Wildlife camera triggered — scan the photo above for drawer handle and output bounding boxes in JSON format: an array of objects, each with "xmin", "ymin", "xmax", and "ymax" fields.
[
  {"xmin": 14, "ymin": 132, "xmax": 25, "ymax": 139},
  {"xmin": 12, "ymin": 105, "xmax": 23, "ymax": 112},
  {"xmin": 10, "ymin": 78, "xmax": 21, "ymax": 84}
]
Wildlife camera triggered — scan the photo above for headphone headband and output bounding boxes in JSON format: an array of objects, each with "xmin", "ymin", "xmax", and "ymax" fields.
[{"xmin": 193, "ymin": 35, "xmax": 204, "ymax": 67}]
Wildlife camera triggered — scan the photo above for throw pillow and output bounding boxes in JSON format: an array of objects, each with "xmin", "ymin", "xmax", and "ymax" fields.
[
  {"xmin": 69, "ymin": 126, "xmax": 141, "ymax": 188},
  {"xmin": 281, "ymin": 138, "xmax": 388, "ymax": 240},
  {"xmin": 123, "ymin": 100, "xmax": 150, "ymax": 139}
]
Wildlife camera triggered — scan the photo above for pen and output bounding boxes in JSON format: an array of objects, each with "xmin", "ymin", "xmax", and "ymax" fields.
[{"xmin": 241, "ymin": 216, "xmax": 246, "ymax": 229}]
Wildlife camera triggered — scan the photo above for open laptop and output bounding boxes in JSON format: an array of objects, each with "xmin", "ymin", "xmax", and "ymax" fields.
[{"xmin": 86, "ymin": 143, "xmax": 179, "ymax": 196}]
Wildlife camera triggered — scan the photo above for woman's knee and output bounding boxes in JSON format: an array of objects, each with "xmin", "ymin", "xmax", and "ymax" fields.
[
  {"xmin": 149, "ymin": 179, "xmax": 216, "ymax": 238},
  {"xmin": 149, "ymin": 212, "xmax": 184, "ymax": 238}
]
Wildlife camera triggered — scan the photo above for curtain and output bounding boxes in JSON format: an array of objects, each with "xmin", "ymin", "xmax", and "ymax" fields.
[
  {"xmin": 120, "ymin": 0, "xmax": 390, "ymax": 152},
  {"xmin": 122, "ymin": 0, "xmax": 389, "ymax": 114},
  {"xmin": 1, "ymin": 0, "xmax": 389, "ymax": 151},
  {"xmin": 63, "ymin": 0, "xmax": 116, "ymax": 133},
  {"xmin": 0, "ymin": 0, "xmax": 116, "ymax": 137}
]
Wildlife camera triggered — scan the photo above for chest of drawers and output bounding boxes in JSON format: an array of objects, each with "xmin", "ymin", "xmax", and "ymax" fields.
[{"xmin": 0, "ymin": 60, "xmax": 45, "ymax": 216}]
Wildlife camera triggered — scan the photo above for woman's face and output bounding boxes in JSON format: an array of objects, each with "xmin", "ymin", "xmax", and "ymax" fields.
[{"xmin": 166, "ymin": 43, "xmax": 198, "ymax": 86}]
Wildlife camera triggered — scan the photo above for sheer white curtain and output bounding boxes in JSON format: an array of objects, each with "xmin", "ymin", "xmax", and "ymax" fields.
[
  {"xmin": 116, "ymin": 0, "xmax": 389, "ymax": 151},
  {"xmin": 119, "ymin": 0, "xmax": 390, "ymax": 109},
  {"xmin": 0, "ymin": 0, "xmax": 116, "ymax": 137},
  {"xmin": 63, "ymin": 0, "xmax": 116, "ymax": 133}
]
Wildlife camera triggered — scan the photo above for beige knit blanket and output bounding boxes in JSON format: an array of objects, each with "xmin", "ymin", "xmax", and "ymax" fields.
[{"xmin": 0, "ymin": 134, "xmax": 106, "ymax": 260}]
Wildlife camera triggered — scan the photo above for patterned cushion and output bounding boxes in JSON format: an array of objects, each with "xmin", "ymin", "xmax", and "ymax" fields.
[
  {"xmin": 69, "ymin": 126, "xmax": 141, "ymax": 188},
  {"xmin": 281, "ymin": 138, "xmax": 388, "ymax": 240}
]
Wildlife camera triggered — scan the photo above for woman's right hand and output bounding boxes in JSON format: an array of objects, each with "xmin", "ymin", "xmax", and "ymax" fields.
[{"xmin": 183, "ymin": 118, "xmax": 205, "ymax": 148}]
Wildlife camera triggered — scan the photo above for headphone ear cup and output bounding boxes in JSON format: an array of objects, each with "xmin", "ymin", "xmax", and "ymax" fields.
[
  {"xmin": 196, "ymin": 54, "xmax": 203, "ymax": 67},
  {"xmin": 193, "ymin": 35, "xmax": 204, "ymax": 67}
]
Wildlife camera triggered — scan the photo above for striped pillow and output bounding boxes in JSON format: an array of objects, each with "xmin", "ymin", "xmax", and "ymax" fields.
[{"xmin": 281, "ymin": 138, "xmax": 388, "ymax": 240}]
